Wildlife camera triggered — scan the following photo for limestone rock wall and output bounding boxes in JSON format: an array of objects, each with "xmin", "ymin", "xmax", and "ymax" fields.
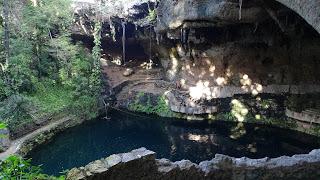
[
  {"xmin": 276, "ymin": 0, "xmax": 320, "ymax": 34},
  {"xmin": 66, "ymin": 147, "xmax": 320, "ymax": 180},
  {"xmin": 154, "ymin": 25, "xmax": 320, "ymax": 97},
  {"xmin": 155, "ymin": 0, "xmax": 267, "ymax": 32},
  {"xmin": 154, "ymin": 0, "xmax": 320, "ymax": 91},
  {"xmin": 156, "ymin": 0, "xmax": 320, "ymax": 35}
]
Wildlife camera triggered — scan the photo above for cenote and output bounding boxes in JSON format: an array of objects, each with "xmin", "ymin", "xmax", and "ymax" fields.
[{"xmin": 27, "ymin": 110, "xmax": 320, "ymax": 176}]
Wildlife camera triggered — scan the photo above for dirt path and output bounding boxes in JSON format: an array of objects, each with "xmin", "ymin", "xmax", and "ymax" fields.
[{"xmin": 0, "ymin": 116, "xmax": 72, "ymax": 160}]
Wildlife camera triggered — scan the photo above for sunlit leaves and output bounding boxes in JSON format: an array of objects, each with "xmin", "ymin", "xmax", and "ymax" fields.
[
  {"xmin": 0, "ymin": 123, "xmax": 6, "ymax": 129},
  {"xmin": 0, "ymin": 155, "xmax": 64, "ymax": 179}
]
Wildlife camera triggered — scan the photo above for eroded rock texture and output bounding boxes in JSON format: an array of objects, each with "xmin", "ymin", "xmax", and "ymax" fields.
[
  {"xmin": 72, "ymin": 0, "xmax": 320, "ymax": 120},
  {"xmin": 66, "ymin": 147, "xmax": 320, "ymax": 180},
  {"xmin": 276, "ymin": 0, "xmax": 320, "ymax": 34},
  {"xmin": 155, "ymin": 0, "xmax": 267, "ymax": 32}
]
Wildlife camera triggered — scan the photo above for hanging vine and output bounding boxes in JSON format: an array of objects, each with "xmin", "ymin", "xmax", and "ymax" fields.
[
  {"xmin": 91, "ymin": 1, "xmax": 103, "ymax": 92},
  {"xmin": 239, "ymin": 0, "xmax": 243, "ymax": 20},
  {"xmin": 92, "ymin": 21, "xmax": 102, "ymax": 66},
  {"xmin": 108, "ymin": 17, "xmax": 116, "ymax": 42},
  {"xmin": 121, "ymin": 20, "xmax": 126, "ymax": 64}
]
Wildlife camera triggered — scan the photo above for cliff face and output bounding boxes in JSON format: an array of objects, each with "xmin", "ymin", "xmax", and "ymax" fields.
[
  {"xmin": 152, "ymin": 0, "xmax": 320, "ymax": 88},
  {"xmin": 72, "ymin": 0, "xmax": 320, "ymax": 120},
  {"xmin": 72, "ymin": 0, "xmax": 320, "ymax": 88},
  {"xmin": 155, "ymin": 0, "xmax": 320, "ymax": 34},
  {"xmin": 155, "ymin": 0, "xmax": 267, "ymax": 32}
]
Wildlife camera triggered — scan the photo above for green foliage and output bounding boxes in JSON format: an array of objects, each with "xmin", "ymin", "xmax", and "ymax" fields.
[
  {"xmin": 147, "ymin": 9, "xmax": 157, "ymax": 23},
  {"xmin": 7, "ymin": 53, "xmax": 35, "ymax": 93},
  {"xmin": 26, "ymin": 83, "xmax": 73, "ymax": 115},
  {"xmin": 20, "ymin": 0, "xmax": 72, "ymax": 37},
  {"xmin": 0, "ymin": 95, "xmax": 34, "ymax": 133},
  {"xmin": 216, "ymin": 111, "xmax": 297, "ymax": 130},
  {"xmin": 129, "ymin": 93, "xmax": 172, "ymax": 116},
  {"xmin": 0, "ymin": 78, "xmax": 12, "ymax": 101},
  {"xmin": 0, "ymin": 123, "xmax": 7, "ymax": 139},
  {"xmin": 0, "ymin": 0, "xmax": 102, "ymax": 132},
  {"xmin": 0, "ymin": 83, "xmax": 99, "ymax": 133},
  {"xmin": 0, "ymin": 123, "xmax": 6, "ymax": 129},
  {"xmin": 0, "ymin": 3, "xmax": 100, "ymax": 178},
  {"xmin": 71, "ymin": 95, "xmax": 99, "ymax": 120},
  {"xmin": 310, "ymin": 125, "xmax": 320, "ymax": 136},
  {"xmin": 154, "ymin": 95, "xmax": 173, "ymax": 116},
  {"xmin": 215, "ymin": 112, "xmax": 235, "ymax": 121},
  {"xmin": 0, "ymin": 155, "xmax": 64, "ymax": 180},
  {"xmin": 90, "ymin": 19, "xmax": 102, "ymax": 95},
  {"xmin": 129, "ymin": 92, "xmax": 152, "ymax": 113},
  {"xmin": 214, "ymin": 96, "xmax": 298, "ymax": 130},
  {"xmin": 92, "ymin": 21, "xmax": 102, "ymax": 63}
]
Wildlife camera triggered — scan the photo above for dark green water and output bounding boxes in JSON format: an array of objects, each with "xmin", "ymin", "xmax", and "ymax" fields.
[{"xmin": 27, "ymin": 110, "xmax": 320, "ymax": 175}]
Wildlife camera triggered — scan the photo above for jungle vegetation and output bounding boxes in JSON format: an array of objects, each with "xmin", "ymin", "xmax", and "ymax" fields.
[{"xmin": 0, "ymin": 0, "xmax": 102, "ymax": 178}]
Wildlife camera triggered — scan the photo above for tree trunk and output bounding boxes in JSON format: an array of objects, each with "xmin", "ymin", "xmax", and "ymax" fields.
[{"xmin": 3, "ymin": 0, "xmax": 10, "ymax": 67}]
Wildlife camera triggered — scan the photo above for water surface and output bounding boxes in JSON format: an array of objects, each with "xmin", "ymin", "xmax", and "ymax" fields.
[{"xmin": 27, "ymin": 110, "xmax": 320, "ymax": 175}]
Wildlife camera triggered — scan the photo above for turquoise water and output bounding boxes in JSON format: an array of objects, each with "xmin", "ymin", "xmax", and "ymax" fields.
[{"xmin": 27, "ymin": 110, "xmax": 320, "ymax": 175}]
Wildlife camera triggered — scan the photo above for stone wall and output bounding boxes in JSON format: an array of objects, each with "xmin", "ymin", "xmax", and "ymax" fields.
[{"xmin": 66, "ymin": 147, "xmax": 320, "ymax": 180}]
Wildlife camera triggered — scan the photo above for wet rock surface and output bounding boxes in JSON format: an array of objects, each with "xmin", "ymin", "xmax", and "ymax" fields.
[{"xmin": 66, "ymin": 147, "xmax": 320, "ymax": 180}]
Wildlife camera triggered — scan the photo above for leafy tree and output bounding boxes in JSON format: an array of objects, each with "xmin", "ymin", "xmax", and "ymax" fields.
[
  {"xmin": 0, "ymin": 155, "xmax": 64, "ymax": 180},
  {"xmin": 0, "ymin": 0, "xmax": 102, "ymax": 131}
]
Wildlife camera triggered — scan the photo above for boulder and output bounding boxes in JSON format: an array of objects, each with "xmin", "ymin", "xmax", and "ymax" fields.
[{"xmin": 123, "ymin": 68, "xmax": 134, "ymax": 77}]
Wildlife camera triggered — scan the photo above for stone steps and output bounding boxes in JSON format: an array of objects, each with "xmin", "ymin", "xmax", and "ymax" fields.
[{"xmin": 286, "ymin": 108, "xmax": 320, "ymax": 124}]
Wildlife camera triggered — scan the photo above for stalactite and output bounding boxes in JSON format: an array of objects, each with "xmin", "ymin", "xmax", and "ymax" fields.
[
  {"xmin": 149, "ymin": 26, "xmax": 152, "ymax": 63},
  {"xmin": 253, "ymin": 22, "xmax": 259, "ymax": 33},
  {"xmin": 122, "ymin": 21, "xmax": 126, "ymax": 64},
  {"xmin": 184, "ymin": 28, "xmax": 190, "ymax": 51},
  {"xmin": 239, "ymin": 0, "xmax": 242, "ymax": 20},
  {"xmin": 180, "ymin": 28, "xmax": 190, "ymax": 53},
  {"xmin": 156, "ymin": 32, "xmax": 160, "ymax": 45},
  {"xmin": 109, "ymin": 17, "xmax": 116, "ymax": 42},
  {"xmin": 103, "ymin": 99, "xmax": 111, "ymax": 120},
  {"xmin": 264, "ymin": 7, "xmax": 285, "ymax": 32},
  {"xmin": 180, "ymin": 28, "xmax": 184, "ymax": 44},
  {"xmin": 262, "ymin": 1, "xmax": 285, "ymax": 32},
  {"xmin": 183, "ymin": 28, "xmax": 186, "ymax": 45}
]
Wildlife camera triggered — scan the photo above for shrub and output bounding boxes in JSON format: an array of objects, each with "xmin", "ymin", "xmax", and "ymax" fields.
[{"xmin": 0, "ymin": 155, "xmax": 64, "ymax": 180}]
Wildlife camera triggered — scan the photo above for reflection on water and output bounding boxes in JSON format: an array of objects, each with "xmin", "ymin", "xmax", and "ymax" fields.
[{"xmin": 27, "ymin": 110, "xmax": 320, "ymax": 175}]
